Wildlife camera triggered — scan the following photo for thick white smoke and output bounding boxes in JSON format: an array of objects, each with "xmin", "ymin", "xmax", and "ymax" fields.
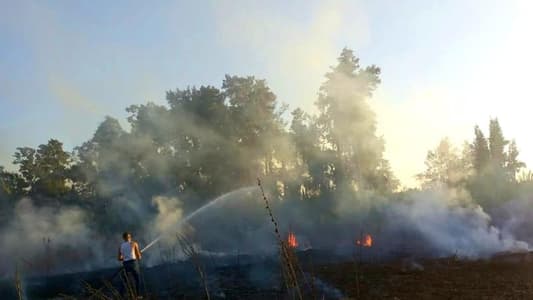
[
  {"xmin": 384, "ymin": 187, "xmax": 528, "ymax": 258},
  {"xmin": 0, "ymin": 198, "xmax": 103, "ymax": 277},
  {"xmin": 151, "ymin": 196, "xmax": 183, "ymax": 234},
  {"xmin": 1, "ymin": 184, "xmax": 530, "ymax": 279}
]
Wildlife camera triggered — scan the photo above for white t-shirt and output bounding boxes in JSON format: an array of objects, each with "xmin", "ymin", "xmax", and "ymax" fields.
[{"xmin": 120, "ymin": 241, "xmax": 137, "ymax": 261}]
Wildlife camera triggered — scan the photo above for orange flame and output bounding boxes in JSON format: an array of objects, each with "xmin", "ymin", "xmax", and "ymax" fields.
[
  {"xmin": 287, "ymin": 231, "xmax": 298, "ymax": 248},
  {"xmin": 356, "ymin": 234, "xmax": 373, "ymax": 247}
]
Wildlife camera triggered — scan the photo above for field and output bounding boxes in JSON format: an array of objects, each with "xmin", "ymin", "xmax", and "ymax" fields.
[
  {"xmin": 5, "ymin": 251, "xmax": 533, "ymax": 299},
  {"xmin": 315, "ymin": 252, "xmax": 533, "ymax": 299}
]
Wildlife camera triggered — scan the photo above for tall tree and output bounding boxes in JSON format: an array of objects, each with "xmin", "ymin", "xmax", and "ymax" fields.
[
  {"xmin": 488, "ymin": 118, "xmax": 508, "ymax": 168},
  {"xmin": 0, "ymin": 166, "xmax": 25, "ymax": 200},
  {"xmin": 13, "ymin": 139, "xmax": 71, "ymax": 200},
  {"xmin": 468, "ymin": 120, "xmax": 525, "ymax": 210},
  {"xmin": 505, "ymin": 140, "xmax": 525, "ymax": 180},
  {"xmin": 417, "ymin": 138, "xmax": 471, "ymax": 187},
  {"xmin": 289, "ymin": 108, "xmax": 324, "ymax": 199},
  {"xmin": 316, "ymin": 48, "xmax": 394, "ymax": 192},
  {"xmin": 471, "ymin": 125, "xmax": 490, "ymax": 173},
  {"xmin": 75, "ymin": 116, "xmax": 128, "ymax": 196},
  {"xmin": 223, "ymin": 75, "xmax": 286, "ymax": 183},
  {"xmin": 13, "ymin": 147, "xmax": 37, "ymax": 189},
  {"xmin": 165, "ymin": 86, "xmax": 234, "ymax": 196}
]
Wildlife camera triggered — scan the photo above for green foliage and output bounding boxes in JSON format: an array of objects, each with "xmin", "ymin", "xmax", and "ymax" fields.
[
  {"xmin": 472, "ymin": 126, "xmax": 490, "ymax": 173},
  {"xmin": 315, "ymin": 48, "xmax": 394, "ymax": 193},
  {"xmin": 466, "ymin": 121, "xmax": 520, "ymax": 211},
  {"xmin": 0, "ymin": 49, "xmax": 398, "ymax": 237},
  {"xmin": 417, "ymin": 138, "xmax": 472, "ymax": 188},
  {"xmin": 0, "ymin": 166, "xmax": 26, "ymax": 197},
  {"xmin": 488, "ymin": 118, "xmax": 508, "ymax": 168},
  {"xmin": 505, "ymin": 140, "xmax": 525, "ymax": 179},
  {"xmin": 13, "ymin": 139, "xmax": 71, "ymax": 200},
  {"xmin": 420, "ymin": 119, "xmax": 527, "ymax": 211}
]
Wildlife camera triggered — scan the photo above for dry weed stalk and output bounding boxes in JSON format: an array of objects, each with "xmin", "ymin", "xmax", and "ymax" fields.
[
  {"xmin": 14, "ymin": 265, "xmax": 23, "ymax": 300},
  {"xmin": 177, "ymin": 234, "xmax": 210, "ymax": 300},
  {"xmin": 85, "ymin": 271, "xmax": 138, "ymax": 300},
  {"xmin": 257, "ymin": 178, "xmax": 303, "ymax": 300},
  {"xmin": 84, "ymin": 281, "xmax": 113, "ymax": 300}
]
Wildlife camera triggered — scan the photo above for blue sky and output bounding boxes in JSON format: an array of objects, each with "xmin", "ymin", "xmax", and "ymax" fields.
[{"xmin": 1, "ymin": 0, "xmax": 531, "ymax": 186}]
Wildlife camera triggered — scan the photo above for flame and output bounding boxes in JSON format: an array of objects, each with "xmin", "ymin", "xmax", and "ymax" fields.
[
  {"xmin": 356, "ymin": 234, "xmax": 373, "ymax": 247},
  {"xmin": 287, "ymin": 231, "xmax": 298, "ymax": 248}
]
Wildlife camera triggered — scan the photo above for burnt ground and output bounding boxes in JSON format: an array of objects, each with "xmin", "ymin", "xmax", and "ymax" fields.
[
  {"xmin": 314, "ymin": 252, "xmax": 533, "ymax": 299},
  {"xmin": 4, "ymin": 251, "xmax": 533, "ymax": 299}
]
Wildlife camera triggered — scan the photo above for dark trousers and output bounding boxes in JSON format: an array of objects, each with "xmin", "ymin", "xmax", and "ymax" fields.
[{"xmin": 121, "ymin": 260, "xmax": 141, "ymax": 295}]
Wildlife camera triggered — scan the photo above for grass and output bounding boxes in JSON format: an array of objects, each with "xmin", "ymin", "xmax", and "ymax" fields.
[
  {"xmin": 83, "ymin": 272, "xmax": 143, "ymax": 300},
  {"xmin": 177, "ymin": 233, "xmax": 211, "ymax": 300}
]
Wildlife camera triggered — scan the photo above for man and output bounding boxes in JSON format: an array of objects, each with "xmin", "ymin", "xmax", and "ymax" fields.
[{"xmin": 118, "ymin": 232, "xmax": 142, "ymax": 297}]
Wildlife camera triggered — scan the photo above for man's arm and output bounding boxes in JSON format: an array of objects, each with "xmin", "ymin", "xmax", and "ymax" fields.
[
  {"xmin": 118, "ymin": 246, "xmax": 123, "ymax": 261},
  {"xmin": 134, "ymin": 242, "xmax": 142, "ymax": 260}
]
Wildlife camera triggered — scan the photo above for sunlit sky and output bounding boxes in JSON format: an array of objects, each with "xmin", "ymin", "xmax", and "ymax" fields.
[{"xmin": 1, "ymin": 0, "xmax": 532, "ymax": 187}]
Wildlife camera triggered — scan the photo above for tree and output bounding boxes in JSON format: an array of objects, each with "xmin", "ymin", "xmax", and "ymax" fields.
[
  {"xmin": 13, "ymin": 147, "xmax": 37, "ymax": 189},
  {"xmin": 471, "ymin": 119, "xmax": 525, "ymax": 180},
  {"xmin": 315, "ymin": 48, "xmax": 394, "ymax": 192},
  {"xmin": 165, "ymin": 86, "xmax": 234, "ymax": 196},
  {"xmin": 13, "ymin": 139, "xmax": 71, "ymax": 200},
  {"xmin": 471, "ymin": 125, "xmax": 490, "ymax": 173},
  {"xmin": 505, "ymin": 140, "xmax": 525, "ymax": 180},
  {"xmin": 0, "ymin": 166, "xmax": 25, "ymax": 200},
  {"xmin": 222, "ymin": 75, "xmax": 286, "ymax": 182},
  {"xmin": 468, "ymin": 120, "xmax": 525, "ymax": 210},
  {"xmin": 289, "ymin": 108, "xmax": 323, "ymax": 199},
  {"xmin": 0, "ymin": 166, "xmax": 24, "ymax": 224},
  {"xmin": 488, "ymin": 118, "xmax": 508, "ymax": 168},
  {"xmin": 417, "ymin": 138, "xmax": 471, "ymax": 187},
  {"xmin": 75, "ymin": 116, "xmax": 128, "ymax": 197}
]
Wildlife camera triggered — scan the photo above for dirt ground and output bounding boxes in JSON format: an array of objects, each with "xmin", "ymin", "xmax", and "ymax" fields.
[{"xmin": 315, "ymin": 253, "xmax": 533, "ymax": 299}]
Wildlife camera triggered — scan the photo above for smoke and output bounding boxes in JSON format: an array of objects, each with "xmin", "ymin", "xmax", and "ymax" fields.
[
  {"xmin": 1, "ymin": 178, "xmax": 531, "ymax": 278},
  {"xmin": 0, "ymin": 198, "xmax": 103, "ymax": 276},
  {"xmin": 492, "ymin": 189, "xmax": 533, "ymax": 246},
  {"xmin": 384, "ymin": 187, "xmax": 528, "ymax": 258},
  {"xmin": 0, "ymin": 194, "xmax": 185, "ymax": 276},
  {"xmin": 154, "ymin": 184, "xmax": 530, "ymax": 260},
  {"xmin": 151, "ymin": 196, "xmax": 183, "ymax": 234}
]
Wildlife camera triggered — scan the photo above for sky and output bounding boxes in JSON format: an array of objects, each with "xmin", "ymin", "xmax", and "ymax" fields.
[{"xmin": 1, "ymin": 0, "xmax": 532, "ymax": 187}]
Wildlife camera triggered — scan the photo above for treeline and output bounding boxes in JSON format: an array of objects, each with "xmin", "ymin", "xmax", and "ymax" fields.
[
  {"xmin": 0, "ymin": 49, "xmax": 396, "ymax": 231},
  {"xmin": 0, "ymin": 48, "xmax": 529, "ymax": 231},
  {"xmin": 418, "ymin": 118, "xmax": 529, "ymax": 212}
]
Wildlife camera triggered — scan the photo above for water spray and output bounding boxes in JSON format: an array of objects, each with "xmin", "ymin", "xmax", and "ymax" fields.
[{"xmin": 92, "ymin": 186, "xmax": 258, "ymax": 296}]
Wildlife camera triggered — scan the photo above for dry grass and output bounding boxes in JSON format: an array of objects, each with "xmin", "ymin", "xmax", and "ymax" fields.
[
  {"xmin": 177, "ymin": 233, "xmax": 210, "ymax": 300},
  {"xmin": 257, "ymin": 178, "xmax": 313, "ymax": 300},
  {"xmin": 82, "ymin": 264, "xmax": 142, "ymax": 300},
  {"xmin": 14, "ymin": 265, "xmax": 23, "ymax": 300},
  {"xmin": 84, "ymin": 275, "xmax": 140, "ymax": 300}
]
